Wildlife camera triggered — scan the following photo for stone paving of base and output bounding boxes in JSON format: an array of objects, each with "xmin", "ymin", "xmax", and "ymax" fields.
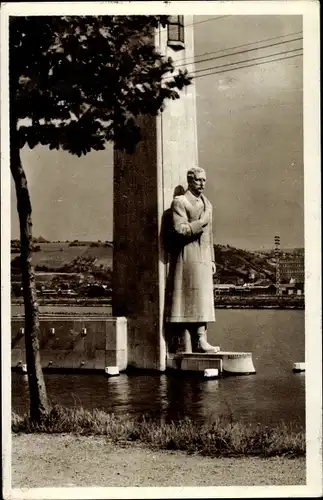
[{"xmin": 12, "ymin": 434, "xmax": 306, "ymax": 488}]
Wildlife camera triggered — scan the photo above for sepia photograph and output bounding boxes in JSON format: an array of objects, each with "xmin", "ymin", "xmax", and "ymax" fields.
[{"xmin": 1, "ymin": 1, "xmax": 321, "ymax": 498}]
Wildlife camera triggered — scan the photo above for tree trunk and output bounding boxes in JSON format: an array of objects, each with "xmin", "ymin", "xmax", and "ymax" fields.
[{"xmin": 10, "ymin": 125, "xmax": 48, "ymax": 423}]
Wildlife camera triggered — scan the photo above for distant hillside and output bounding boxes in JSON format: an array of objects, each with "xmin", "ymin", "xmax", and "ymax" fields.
[
  {"xmin": 11, "ymin": 241, "xmax": 113, "ymax": 272},
  {"xmin": 213, "ymin": 244, "xmax": 276, "ymax": 284},
  {"xmin": 11, "ymin": 240, "xmax": 277, "ymax": 284}
]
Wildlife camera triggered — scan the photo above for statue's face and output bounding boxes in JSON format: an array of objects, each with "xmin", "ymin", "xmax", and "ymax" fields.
[{"xmin": 189, "ymin": 171, "xmax": 206, "ymax": 196}]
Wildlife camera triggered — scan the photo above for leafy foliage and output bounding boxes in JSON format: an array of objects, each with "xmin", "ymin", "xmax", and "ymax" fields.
[{"xmin": 10, "ymin": 15, "xmax": 192, "ymax": 154}]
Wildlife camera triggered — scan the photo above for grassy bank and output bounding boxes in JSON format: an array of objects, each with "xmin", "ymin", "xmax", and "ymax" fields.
[{"xmin": 12, "ymin": 405, "xmax": 305, "ymax": 458}]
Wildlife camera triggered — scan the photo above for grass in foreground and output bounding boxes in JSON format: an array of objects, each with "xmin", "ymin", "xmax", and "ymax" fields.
[{"xmin": 12, "ymin": 405, "xmax": 305, "ymax": 458}]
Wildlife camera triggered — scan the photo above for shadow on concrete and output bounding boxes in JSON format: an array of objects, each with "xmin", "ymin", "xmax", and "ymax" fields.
[{"xmin": 159, "ymin": 185, "xmax": 185, "ymax": 356}]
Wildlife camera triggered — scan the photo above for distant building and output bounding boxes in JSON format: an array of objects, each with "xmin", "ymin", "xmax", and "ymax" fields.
[
  {"xmin": 280, "ymin": 282, "xmax": 304, "ymax": 295},
  {"xmin": 60, "ymin": 289, "xmax": 77, "ymax": 296},
  {"xmin": 214, "ymin": 284, "xmax": 236, "ymax": 295},
  {"xmin": 280, "ymin": 255, "xmax": 304, "ymax": 283},
  {"xmin": 214, "ymin": 282, "xmax": 304, "ymax": 297}
]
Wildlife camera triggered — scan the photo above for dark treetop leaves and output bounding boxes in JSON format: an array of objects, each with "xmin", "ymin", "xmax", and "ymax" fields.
[{"xmin": 10, "ymin": 16, "xmax": 192, "ymax": 154}]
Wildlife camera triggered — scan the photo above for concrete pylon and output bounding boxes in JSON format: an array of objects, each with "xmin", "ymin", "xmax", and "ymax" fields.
[{"xmin": 113, "ymin": 17, "xmax": 198, "ymax": 370}]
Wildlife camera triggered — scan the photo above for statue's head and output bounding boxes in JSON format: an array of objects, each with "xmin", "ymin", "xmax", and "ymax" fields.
[{"xmin": 187, "ymin": 167, "xmax": 206, "ymax": 196}]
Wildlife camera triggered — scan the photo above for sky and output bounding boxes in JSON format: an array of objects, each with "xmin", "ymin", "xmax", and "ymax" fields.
[{"xmin": 10, "ymin": 15, "xmax": 303, "ymax": 250}]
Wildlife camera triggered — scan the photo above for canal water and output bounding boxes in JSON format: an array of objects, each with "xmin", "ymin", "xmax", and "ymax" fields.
[{"xmin": 12, "ymin": 308, "xmax": 305, "ymax": 428}]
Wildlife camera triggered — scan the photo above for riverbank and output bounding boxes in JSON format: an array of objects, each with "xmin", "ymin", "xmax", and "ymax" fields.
[
  {"xmin": 11, "ymin": 294, "xmax": 305, "ymax": 311},
  {"xmin": 12, "ymin": 406, "xmax": 305, "ymax": 458},
  {"xmin": 12, "ymin": 433, "xmax": 306, "ymax": 487},
  {"xmin": 214, "ymin": 295, "xmax": 304, "ymax": 309}
]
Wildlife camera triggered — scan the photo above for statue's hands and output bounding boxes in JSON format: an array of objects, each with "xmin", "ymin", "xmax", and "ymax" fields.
[
  {"xmin": 200, "ymin": 206, "xmax": 212, "ymax": 227},
  {"xmin": 212, "ymin": 262, "xmax": 216, "ymax": 274}
]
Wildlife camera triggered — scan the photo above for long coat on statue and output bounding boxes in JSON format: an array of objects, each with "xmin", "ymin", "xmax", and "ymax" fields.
[{"xmin": 164, "ymin": 190, "xmax": 215, "ymax": 323}]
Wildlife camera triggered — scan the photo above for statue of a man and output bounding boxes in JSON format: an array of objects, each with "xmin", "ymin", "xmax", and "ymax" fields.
[{"xmin": 165, "ymin": 167, "xmax": 220, "ymax": 353}]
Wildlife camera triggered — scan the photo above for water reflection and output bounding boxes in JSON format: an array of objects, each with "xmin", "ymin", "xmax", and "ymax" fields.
[
  {"xmin": 158, "ymin": 375, "xmax": 168, "ymax": 419},
  {"xmin": 165, "ymin": 374, "xmax": 202, "ymax": 422},
  {"xmin": 12, "ymin": 369, "xmax": 305, "ymax": 428},
  {"xmin": 105, "ymin": 376, "xmax": 130, "ymax": 412}
]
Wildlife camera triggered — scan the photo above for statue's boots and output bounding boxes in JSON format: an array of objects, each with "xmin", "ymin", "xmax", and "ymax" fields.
[
  {"xmin": 176, "ymin": 328, "xmax": 192, "ymax": 353},
  {"xmin": 196, "ymin": 331, "xmax": 220, "ymax": 353}
]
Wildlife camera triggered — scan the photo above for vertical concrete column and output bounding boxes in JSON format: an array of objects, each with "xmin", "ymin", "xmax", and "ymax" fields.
[
  {"xmin": 113, "ymin": 17, "xmax": 198, "ymax": 370},
  {"xmin": 113, "ymin": 114, "xmax": 162, "ymax": 369}
]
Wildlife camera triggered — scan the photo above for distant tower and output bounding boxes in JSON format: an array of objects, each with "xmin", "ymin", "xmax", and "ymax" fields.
[{"xmin": 274, "ymin": 235, "xmax": 281, "ymax": 295}]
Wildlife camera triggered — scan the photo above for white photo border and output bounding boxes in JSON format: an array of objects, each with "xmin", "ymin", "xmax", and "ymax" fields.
[{"xmin": 1, "ymin": 1, "xmax": 321, "ymax": 498}]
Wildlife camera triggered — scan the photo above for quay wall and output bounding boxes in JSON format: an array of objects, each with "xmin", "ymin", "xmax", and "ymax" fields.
[{"xmin": 11, "ymin": 316, "xmax": 127, "ymax": 372}]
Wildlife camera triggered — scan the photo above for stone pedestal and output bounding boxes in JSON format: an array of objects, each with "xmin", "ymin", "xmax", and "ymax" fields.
[
  {"xmin": 167, "ymin": 352, "xmax": 256, "ymax": 375},
  {"xmin": 112, "ymin": 18, "xmax": 198, "ymax": 370}
]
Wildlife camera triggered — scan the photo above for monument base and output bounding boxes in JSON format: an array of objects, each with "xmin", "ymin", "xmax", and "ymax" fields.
[{"xmin": 167, "ymin": 351, "xmax": 256, "ymax": 375}]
